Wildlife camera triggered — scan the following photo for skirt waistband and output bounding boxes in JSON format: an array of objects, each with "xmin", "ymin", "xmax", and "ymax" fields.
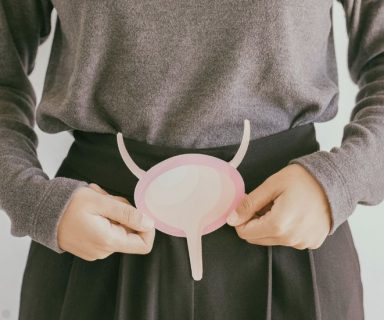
[
  {"xmin": 58, "ymin": 122, "xmax": 319, "ymax": 197},
  {"xmin": 55, "ymin": 122, "xmax": 321, "ymax": 320}
]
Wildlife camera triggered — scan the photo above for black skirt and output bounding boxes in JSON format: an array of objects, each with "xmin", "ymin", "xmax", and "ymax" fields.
[{"xmin": 19, "ymin": 123, "xmax": 364, "ymax": 320}]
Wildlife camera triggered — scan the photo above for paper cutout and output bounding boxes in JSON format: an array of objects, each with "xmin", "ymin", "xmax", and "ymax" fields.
[{"xmin": 116, "ymin": 119, "xmax": 251, "ymax": 280}]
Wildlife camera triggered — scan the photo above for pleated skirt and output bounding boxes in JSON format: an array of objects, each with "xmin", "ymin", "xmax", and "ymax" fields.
[{"xmin": 19, "ymin": 123, "xmax": 364, "ymax": 320}]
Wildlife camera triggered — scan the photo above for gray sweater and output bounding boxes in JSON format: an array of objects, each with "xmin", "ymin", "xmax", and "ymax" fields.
[{"xmin": 1, "ymin": 0, "xmax": 384, "ymax": 253}]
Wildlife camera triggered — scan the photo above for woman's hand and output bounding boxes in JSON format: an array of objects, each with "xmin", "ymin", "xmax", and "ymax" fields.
[
  {"xmin": 57, "ymin": 183, "xmax": 156, "ymax": 261},
  {"xmin": 226, "ymin": 164, "xmax": 332, "ymax": 250}
]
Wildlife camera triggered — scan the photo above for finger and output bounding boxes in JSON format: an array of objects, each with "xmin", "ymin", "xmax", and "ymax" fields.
[
  {"xmin": 245, "ymin": 237, "xmax": 306, "ymax": 250},
  {"xmin": 109, "ymin": 220, "xmax": 136, "ymax": 231},
  {"xmin": 78, "ymin": 254, "xmax": 97, "ymax": 262},
  {"xmin": 244, "ymin": 233, "xmax": 301, "ymax": 247},
  {"xmin": 244, "ymin": 236, "xmax": 281, "ymax": 246},
  {"xmin": 137, "ymin": 228, "xmax": 156, "ymax": 249},
  {"xmin": 72, "ymin": 247, "xmax": 112, "ymax": 261},
  {"xmin": 227, "ymin": 177, "xmax": 281, "ymax": 226},
  {"xmin": 89, "ymin": 183, "xmax": 131, "ymax": 205},
  {"xmin": 109, "ymin": 223, "xmax": 155, "ymax": 254},
  {"xmin": 98, "ymin": 196, "xmax": 155, "ymax": 232},
  {"xmin": 97, "ymin": 250, "xmax": 114, "ymax": 259},
  {"xmin": 110, "ymin": 195, "xmax": 131, "ymax": 205},
  {"xmin": 235, "ymin": 210, "xmax": 277, "ymax": 239},
  {"xmin": 87, "ymin": 249, "xmax": 114, "ymax": 260},
  {"xmin": 89, "ymin": 183, "xmax": 109, "ymax": 194}
]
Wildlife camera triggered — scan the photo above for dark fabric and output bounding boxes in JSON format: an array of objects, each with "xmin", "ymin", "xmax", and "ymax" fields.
[{"xmin": 19, "ymin": 123, "xmax": 364, "ymax": 320}]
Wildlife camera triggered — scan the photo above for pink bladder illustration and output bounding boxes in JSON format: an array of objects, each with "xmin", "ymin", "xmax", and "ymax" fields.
[{"xmin": 116, "ymin": 119, "xmax": 251, "ymax": 280}]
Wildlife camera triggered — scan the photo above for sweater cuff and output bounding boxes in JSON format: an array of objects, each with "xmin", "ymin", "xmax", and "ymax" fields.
[
  {"xmin": 288, "ymin": 150, "xmax": 355, "ymax": 235},
  {"xmin": 30, "ymin": 177, "xmax": 90, "ymax": 253}
]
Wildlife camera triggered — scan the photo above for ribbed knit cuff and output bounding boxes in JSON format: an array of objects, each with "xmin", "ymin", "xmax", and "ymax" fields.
[
  {"xmin": 31, "ymin": 177, "xmax": 90, "ymax": 253},
  {"xmin": 288, "ymin": 150, "xmax": 355, "ymax": 235}
]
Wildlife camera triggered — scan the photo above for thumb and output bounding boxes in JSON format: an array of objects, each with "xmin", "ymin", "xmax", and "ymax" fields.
[
  {"xmin": 89, "ymin": 183, "xmax": 108, "ymax": 194},
  {"xmin": 99, "ymin": 195, "xmax": 155, "ymax": 232},
  {"xmin": 89, "ymin": 182, "xmax": 131, "ymax": 205},
  {"xmin": 227, "ymin": 177, "xmax": 280, "ymax": 226}
]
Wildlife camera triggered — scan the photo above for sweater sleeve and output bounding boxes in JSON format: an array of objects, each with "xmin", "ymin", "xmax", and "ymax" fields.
[
  {"xmin": 288, "ymin": 0, "xmax": 384, "ymax": 235},
  {"xmin": 0, "ymin": 0, "xmax": 89, "ymax": 253}
]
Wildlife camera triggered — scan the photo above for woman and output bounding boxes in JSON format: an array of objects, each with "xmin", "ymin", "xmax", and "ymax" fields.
[{"xmin": 0, "ymin": 0, "xmax": 382, "ymax": 319}]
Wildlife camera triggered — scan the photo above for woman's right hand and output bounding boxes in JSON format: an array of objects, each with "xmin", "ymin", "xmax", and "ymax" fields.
[{"xmin": 57, "ymin": 183, "xmax": 156, "ymax": 261}]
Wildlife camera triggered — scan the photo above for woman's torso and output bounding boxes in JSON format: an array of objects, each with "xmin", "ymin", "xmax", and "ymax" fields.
[{"xmin": 37, "ymin": 0, "xmax": 339, "ymax": 148}]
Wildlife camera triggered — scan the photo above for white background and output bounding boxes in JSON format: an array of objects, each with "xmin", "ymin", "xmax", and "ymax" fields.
[{"xmin": 1, "ymin": 3, "xmax": 383, "ymax": 319}]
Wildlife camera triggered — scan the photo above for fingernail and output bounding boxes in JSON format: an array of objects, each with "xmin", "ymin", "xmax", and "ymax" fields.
[
  {"xmin": 141, "ymin": 215, "xmax": 155, "ymax": 229},
  {"xmin": 227, "ymin": 210, "xmax": 239, "ymax": 225}
]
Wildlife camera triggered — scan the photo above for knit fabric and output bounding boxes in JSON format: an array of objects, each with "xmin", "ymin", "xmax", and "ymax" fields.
[{"xmin": 0, "ymin": 0, "xmax": 383, "ymax": 252}]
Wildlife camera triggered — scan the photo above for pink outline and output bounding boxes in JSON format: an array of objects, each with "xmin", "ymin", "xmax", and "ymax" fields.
[{"xmin": 134, "ymin": 153, "xmax": 245, "ymax": 237}]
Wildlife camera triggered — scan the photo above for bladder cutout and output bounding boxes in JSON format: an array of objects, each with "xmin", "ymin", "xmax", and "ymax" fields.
[{"xmin": 116, "ymin": 119, "xmax": 251, "ymax": 280}]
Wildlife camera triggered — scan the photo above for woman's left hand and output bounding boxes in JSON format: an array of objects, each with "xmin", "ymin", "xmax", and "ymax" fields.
[{"xmin": 226, "ymin": 163, "xmax": 332, "ymax": 250}]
